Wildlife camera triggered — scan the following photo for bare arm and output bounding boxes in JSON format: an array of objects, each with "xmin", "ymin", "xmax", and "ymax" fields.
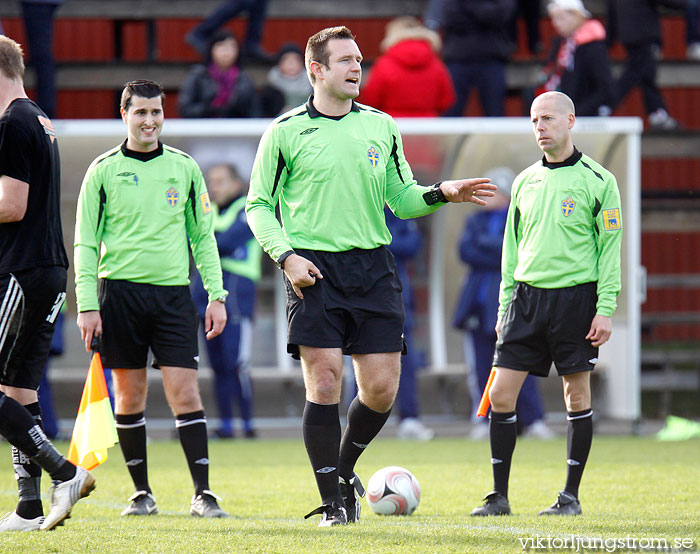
[{"xmin": 0, "ymin": 176, "xmax": 28, "ymax": 222}]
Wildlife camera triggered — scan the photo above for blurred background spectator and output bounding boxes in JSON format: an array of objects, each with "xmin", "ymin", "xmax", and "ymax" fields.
[
  {"xmin": 453, "ymin": 167, "xmax": 554, "ymax": 440},
  {"xmin": 509, "ymin": 0, "xmax": 544, "ymax": 56},
  {"xmin": 439, "ymin": 0, "xmax": 516, "ymax": 117},
  {"xmin": 191, "ymin": 163, "xmax": 261, "ymax": 439},
  {"xmin": 185, "ymin": 0, "xmax": 273, "ymax": 63},
  {"xmin": 260, "ymin": 42, "xmax": 312, "ymax": 116},
  {"xmin": 19, "ymin": 0, "xmax": 63, "ymax": 119},
  {"xmin": 361, "ymin": 16, "xmax": 455, "ymax": 117},
  {"xmin": 179, "ymin": 29, "xmax": 259, "ymax": 118},
  {"xmin": 607, "ymin": 0, "xmax": 684, "ymax": 130},
  {"xmin": 385, "ymin": 207, "xmax": 434, "ymax": 441},
  {"xmin": 686, "ymin": 0, "xmax": 700, "ymax": 59},
  {"xmin": 534, "ymin": 0, "xmax": 614, "ymax": 116}
]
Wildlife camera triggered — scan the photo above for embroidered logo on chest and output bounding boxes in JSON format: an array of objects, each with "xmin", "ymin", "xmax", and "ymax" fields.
[
  {"xmin": 166, "ymin": 187, "xmax": 179, "ymax": 207},
  {"xmin": 367, "ymin": 146, "xmax": 380, "ymax": 168},
  {"xmin": 561, "ymin": 196, "xmax": 575, "ymax": 216}
]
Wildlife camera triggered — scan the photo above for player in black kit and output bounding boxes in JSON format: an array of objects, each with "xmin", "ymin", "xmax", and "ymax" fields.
[{"xmin": 0, "ymin": 35, "xmax": 95, "ymax": 532}]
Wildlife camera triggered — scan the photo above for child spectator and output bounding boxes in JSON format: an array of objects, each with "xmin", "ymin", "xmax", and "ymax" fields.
[{"xmin": 263, "ymin": 43, "xmax": 313, "ymax": 116}]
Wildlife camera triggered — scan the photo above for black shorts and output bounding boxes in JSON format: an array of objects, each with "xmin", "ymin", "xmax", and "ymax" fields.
[
  {"xmin": 493, "ymin": 282, "xmax": 598, "ymax": 377},
  {"xmin": 98, "ymin": 279, "xmax": 199, "ymax": 370},
  {"xmin": 285, "ymin": 247, "xmax": 406, "ymax": 359},
  {"xmin": 0, "ymin": 266, "xmax": 66, "ymax": 390}
]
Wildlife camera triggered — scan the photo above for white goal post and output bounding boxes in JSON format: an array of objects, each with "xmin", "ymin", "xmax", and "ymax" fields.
[{"xmin": 55, "ymin": 116, "xmax": 643, "ymax": 421}]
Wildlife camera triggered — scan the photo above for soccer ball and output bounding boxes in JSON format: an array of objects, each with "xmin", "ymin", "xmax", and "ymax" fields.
[{"xmin": 366, "ymin": 466, "xmax": 421, "ymax": 516}]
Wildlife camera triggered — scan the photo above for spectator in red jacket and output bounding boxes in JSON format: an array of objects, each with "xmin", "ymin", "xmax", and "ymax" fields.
[{"xmin": 361, "ymin": 16, "xmax": 455, "ymax": 117}]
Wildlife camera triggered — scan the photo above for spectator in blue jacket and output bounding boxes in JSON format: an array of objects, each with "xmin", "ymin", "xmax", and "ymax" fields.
[
  {"xmin": 385, "ymin": 207, "xmax": 434, "ymax": 441},
  {"xmin": 192, "ymin": 163, "xmax": 262, "ymax": 438},
  {"xmin": 453, "ymin": 167, "xmax": 553, "ymax": 440}
]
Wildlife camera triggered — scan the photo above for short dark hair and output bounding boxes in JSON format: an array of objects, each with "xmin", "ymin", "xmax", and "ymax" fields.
[
  {"xmin": 206, "ymin": 29, "xmax": 238, "ymax": 62},
  {"xmin": 209, "ymin": 163, "xmax": 242, "ymax": 182},
  {"xmin": 0, "ymin": 36, "xmax": 25, "ymax": 81},
  {"xmin": 305, "ymin": 26, "xmax": 355, "ymax": 83},
  {"xmin": 120, "ymin": 80, "xmax": 165, "ymax": 111}
]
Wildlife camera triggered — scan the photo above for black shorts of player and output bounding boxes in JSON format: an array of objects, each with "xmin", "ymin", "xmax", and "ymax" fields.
[
  {"xmin": 98, "ymin": 279, "xmax": 199, "ymax": 370},
  {"xmin": 285, "ymin": 246, "xmax": 406, "ymax": 360},
  {"xmin": 0, "ymin": 266, "xmax": 66, "ymax": 390},
  {"xmin": 493, "ymin": 281, "xmax": 599, "ymax": 377}
]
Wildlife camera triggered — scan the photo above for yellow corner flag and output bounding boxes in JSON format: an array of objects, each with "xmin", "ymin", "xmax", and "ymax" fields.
[{"xmin": 67, "ymin": 351, "xmax": 118, "ymax": 470}]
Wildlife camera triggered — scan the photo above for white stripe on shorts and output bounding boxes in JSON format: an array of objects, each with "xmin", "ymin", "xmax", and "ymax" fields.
[{"xmin": 0, "ymin": 275, "xmax": 24, "ymax": 355}]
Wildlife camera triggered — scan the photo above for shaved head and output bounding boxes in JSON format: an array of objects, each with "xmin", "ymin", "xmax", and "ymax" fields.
[
  {"xmin": 530, "ymin": 92, "xmax": 576, "ymax": 162},
  {"xmin": 532, "ymin": 91, "xmax": 575, "ymax": 117}
]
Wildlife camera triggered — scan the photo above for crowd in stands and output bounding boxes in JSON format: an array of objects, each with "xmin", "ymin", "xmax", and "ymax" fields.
[{"xmin": 173, "ymin": 0, "xmax": 696, "ymax": 129}]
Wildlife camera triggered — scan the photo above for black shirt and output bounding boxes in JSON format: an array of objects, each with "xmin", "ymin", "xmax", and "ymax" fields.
[{"xmin": 0, "ymin": 98, "xmax": 68, "ymax": 273}]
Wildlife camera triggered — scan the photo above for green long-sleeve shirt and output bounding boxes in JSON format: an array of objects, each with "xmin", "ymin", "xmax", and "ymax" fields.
[
  {"xmin": 499, "ymin": 149, "xmax": 622, "ymax": 318},
  {"xmin": 246, "ymin": 99, "xmax": 442, "ymax": 262},
  {"xmin": 74, "ymin": 141, "xmax": 226, "ymax": 312}
]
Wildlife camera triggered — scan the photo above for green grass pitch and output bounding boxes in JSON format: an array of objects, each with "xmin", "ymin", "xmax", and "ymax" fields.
[{"xmin": 1, "ymin": 436, "xmax": 698, "ymax": 553}]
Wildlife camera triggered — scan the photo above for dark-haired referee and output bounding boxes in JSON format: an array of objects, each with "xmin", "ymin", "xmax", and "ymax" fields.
[
  {"xmin": 471, "ymin": 91, "xmax": 622, "ymax": 517},
  {"xmin": 74, "ymin": 80, "xmax": 229, "ymax": 518},
  {"xmin": 246, "ymin": 26, "xmax": 497, "ymax": 527}
]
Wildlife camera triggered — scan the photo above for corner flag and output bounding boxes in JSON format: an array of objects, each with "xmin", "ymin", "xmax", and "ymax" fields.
[{"xmin": 67, "ymin": 350, "xmax": 118, "ymax": 470}]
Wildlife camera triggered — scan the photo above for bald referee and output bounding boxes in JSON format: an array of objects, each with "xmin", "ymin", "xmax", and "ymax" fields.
[
  {"xmin": 246, "ymin": 25, "xmax": 497, "ymax": 527},
  {"xmin": 471, "ymin": 91, "xmax": 623, "ymax": 517}
]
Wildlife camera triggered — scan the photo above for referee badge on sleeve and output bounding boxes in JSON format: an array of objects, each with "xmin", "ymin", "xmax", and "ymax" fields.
[
  {"xmin": 200, "ymin": 192, "xmax": 212, "ymax": 214},
  {"xmin": 602, "ymin": 208, "xmax": 621, "ymax": 230}
]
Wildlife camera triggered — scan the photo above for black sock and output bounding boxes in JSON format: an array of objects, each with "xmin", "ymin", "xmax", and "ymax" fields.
[
  {"xmin": 176, "ymin": 410, "xmax": 210, "ymax": 495},
  {"xmin": 489, "ymin": 411, "xmax": 518, "ymax": 498},
  {"xmin": 0, "ymin": 394, "xmax": 74, "ymax": 483},
  {"xmin": 338, "ymin": 397, "xmax": 391, "ymax": 480},
  {"xmin": 303, "ymin": 401, "xmax": 341, "ymax": 506},
  {"xmin": 116, "ymin": 412, "xmax": 151, "ymax": 493},
  {"xmin": 564, "ymin": 409, "xmax": 593, "ymax": 499},
  {"xmin": 14, "ymin": 403, "xmax": 44, "ymax": 519}
]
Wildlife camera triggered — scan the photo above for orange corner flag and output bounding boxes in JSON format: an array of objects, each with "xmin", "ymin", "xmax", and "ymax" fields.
[
  {"xmin": 476, "ymin": 368, "xmax": 496, "ymax": 418},
  {"xmin": 67, "ymin": 352, "xmax": 118, "ymax": 470}
]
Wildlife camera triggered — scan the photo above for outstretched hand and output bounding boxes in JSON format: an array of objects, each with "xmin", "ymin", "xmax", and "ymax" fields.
[
  {"xmin": 284, "ymin": 253, "xmax": 323, "ymax": 299},
  {"xmin": 440, "ymin": 178, "xmax": 497, "ymax": 205}
]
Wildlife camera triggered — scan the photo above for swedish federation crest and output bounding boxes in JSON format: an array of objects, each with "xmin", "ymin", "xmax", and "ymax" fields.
[
  {"xmin": 561, "ymin": 196, "xmax": 575, "ymax": 216},
  {"xmin": 166, "ymin": 187, "xmax": 179, "ymax": 207},
  {"xmin": 367, "ymin": 146, "xmax": 380, "ymax": 168}
]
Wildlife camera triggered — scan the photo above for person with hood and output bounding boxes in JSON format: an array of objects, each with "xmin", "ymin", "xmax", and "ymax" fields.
[
  {"xmin": 361, "ymin": 16, "xmax": 455, "ymax": 117},
  {"xmin": 536, "ymin": 0, "xmax": 615, "ymax": 116},
  {"xmin": 179, "ymin": 30, "xmax": 259, "ymax": 118}
]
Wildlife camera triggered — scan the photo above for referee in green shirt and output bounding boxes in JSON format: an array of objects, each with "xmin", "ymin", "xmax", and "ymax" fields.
[
  {"xmin": 471, "ymin": 92, "xmax": 623, "ymax": 517},
  {"xmin": 246, "ymin": 26, "xmax": 497, "ymax": 526},
  {"xmin": 74, "ymin": 80, "xmax": 228, "ymax": 519}
]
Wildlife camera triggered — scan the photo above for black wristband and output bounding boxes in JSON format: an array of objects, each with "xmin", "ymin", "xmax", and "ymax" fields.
[
  {"xmin": 277, "ymin": 250, "xmax": 295, "ymax": 269},
  {"xmin": 422, "ymin": 182, "xmax": 446, "ymax": 205}
]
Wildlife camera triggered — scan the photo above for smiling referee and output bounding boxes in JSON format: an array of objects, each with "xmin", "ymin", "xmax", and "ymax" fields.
[{"xmin": 246, "ymin": 26, "xmax": 497, "ymax": 527}]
